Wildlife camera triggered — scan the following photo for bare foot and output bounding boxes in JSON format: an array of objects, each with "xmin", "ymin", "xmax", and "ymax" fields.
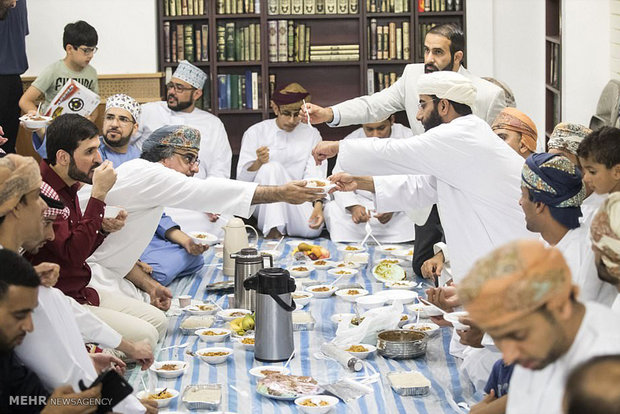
[{"xmin": 265, "ymin": 228, "xmax": 284, "ymax": 239}]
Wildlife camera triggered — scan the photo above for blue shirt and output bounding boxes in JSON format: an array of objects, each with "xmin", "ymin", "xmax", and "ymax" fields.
[
  {"xmin": 0, "ymin": 0, "xmax": 29, "ymax": 75},
  {"xmin": 98, "ymin": 138, "xmax": 141, "ymax": 167},
  {"xmin": 484, "ymin": 359, "xmax": 515, "ymax": 398}
]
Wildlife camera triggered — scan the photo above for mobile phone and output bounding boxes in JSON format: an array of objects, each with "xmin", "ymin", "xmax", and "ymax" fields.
[{"xmin": 78, "ymin": 368, "xmax": 133, "ymax": 414}]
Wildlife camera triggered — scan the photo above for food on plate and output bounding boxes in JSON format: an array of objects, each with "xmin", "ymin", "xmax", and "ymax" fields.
[
  {"xmin": 299, "ymin": 399, "xmax": 330, "ymax": 407},
  {"xmin": 183, "ymin": 387, "xmax": 221, "ymax": 403},
  {"xmin": 309, "ymin": 180, "xmax": 326, "ymax": 187},
  {"xmin": 346, "ymin": 345, "xmax": 368, "ymax": 353},
  {"xmin": 292, "ymin": 266, "xmax": 309, "ymax": 272},
  {"xmin": 148, "ymin": 389, "xmax": 173, "ymax": 400},
  {"xmin": 312, "ymin": 287, "xmax": 330, "ymax": 292},
  {"xmin": 350, "ymin": 316, "xmax": 365, "ymax": 326},
  {"xmin": 159, "ymin": 363, "xmax": 180, "ymax": 371},
  {"xmin": 241, "ymin": 337, "xmax": 255, "ymax": 345},
  {"xmin": 345, "ymin": 246, "xmax": 361, "ymax": 251},
  {"xmin": 229, "ymin": 311, "xmax": 247, "ymax": 317},
  {"xmin": 388, "ymin": 371, "xmax": 431, "ymax": 388},
  {"xmin": 257, "ymin": 374, "xmax": 320, "ymax": 398},
  {"xmin": 199, "ymin": 351, "xmax": 230, "ymax": 357},
  {"xmin": 230, "ymin": 314, "xmax": 255, "ymax": 335},
  {"xmin": 293, "ymin": 243, "xmax": 330, "ymax": 260},
  {"xmin": 202, "ymin": 330, "xmax": 226, "ymax": 336},
  {"xmin": 346, "ymin": 289, "xmax": 360, "ymax": 295},
  {"xmin": 261, "ymin": 369, "xmax": 280, "ymax": 376},
  {"xmin": 180, "ymin": 316, "xmax": 214, "ymax": 329},
  {"xmin": 195, "ymin": 233, "xmax": 208, "ymax": 239},
  {"xmin": 314, "ymin": 260, "xmax": 327, "ymax": 265},
  {"xmin": 400, "ymin": 315, "xmax": 409, "ymax": 321},
  {"xmin": 380, "ymin": 259, "xmax": 400, "ymax": 265},
  {"xmin": 335, "ymin": 270, "xmax": 352, "ymax": 275},
  {"xmin": 196, "ymin": 304, "xmax": 216, "ymax": 311},
  {"xmin": 383, "ymin": 247, "xmax": 397, "ymax": 251},
  {"xmin": 373, "ymin": 262, "xmax": 406, "ymax": 281},
  {"xmin": 292, "ymin": 293, "xmax": 310, "ymax": 299},
  {"xmin": 409, "ymin": 325, "xmax": 432, "ymax": 331}
]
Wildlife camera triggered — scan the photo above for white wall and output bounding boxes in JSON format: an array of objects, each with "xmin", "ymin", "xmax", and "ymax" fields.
[
  {"xmin": 612, "ymin": 0, "xmax": 620, "ymax": 79},
  {"xmin": 24, "ymin": 0, "xmax": 158, "ymax": 76}
]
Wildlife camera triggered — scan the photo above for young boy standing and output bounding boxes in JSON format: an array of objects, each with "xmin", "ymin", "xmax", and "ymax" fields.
[
  {"xmin": 19, "ymin": 20, "xmax": 99, "ymax": 122},
  {"xmin": 578, "ymin": 127, "xmax": 620, "ymax": 195}
]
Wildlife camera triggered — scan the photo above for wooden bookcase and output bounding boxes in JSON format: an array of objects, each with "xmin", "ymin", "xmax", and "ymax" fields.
[
  {"xmin": 545, "ymin": 0, "xmax": 561, "ymax": 146},
  {"xmin": 156, "ymin": 0, "xmax": 466, "ymax": 158}
]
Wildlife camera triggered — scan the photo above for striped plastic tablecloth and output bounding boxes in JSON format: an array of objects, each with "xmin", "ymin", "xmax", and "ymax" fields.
[{"xmin": 128, "ymin": 238, "xmax": 478, "ymax": 413}]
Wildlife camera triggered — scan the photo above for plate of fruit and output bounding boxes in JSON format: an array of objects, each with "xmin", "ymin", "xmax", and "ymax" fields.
[
  {"xmin": 230, "ymin": 313, "xmax": 255, "ymax": 336},
  {"xmin": 292, "ymin": 242, "xmax": 330, "ymax": 261}
]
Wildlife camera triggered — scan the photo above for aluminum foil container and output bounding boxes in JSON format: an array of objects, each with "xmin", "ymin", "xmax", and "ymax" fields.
[
  {"xmin": 386, "ymin": 371, "xmax": 430, "ymax": 396},
  {"xmin": 376, "ymin": 329, "xmax": 427, "ymax": 359},
  {"xmin": 182, "ymin": 384, "xmax": 221, "ymax": 410},
  {"xmin": 292, "ymin": 311, "xmax": 316, "ymax": 331}
]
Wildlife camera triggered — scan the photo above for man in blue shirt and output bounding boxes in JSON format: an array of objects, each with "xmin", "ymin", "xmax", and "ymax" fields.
[
  {"xmin": 0, "ymin": 0, "xmax": 28, "ymax": 154},
  {"xmin": 98, "ymin": 93, "xmax": 141, "ymax": 166}
]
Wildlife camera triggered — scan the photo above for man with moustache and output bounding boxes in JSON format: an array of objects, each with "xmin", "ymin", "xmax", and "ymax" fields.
[
  {"xmin": 134, "ymin": 60, "xmax": 231, "ymax": 237},
  {"xmin": 98, "ymin": 94, "xmax": 141, "ymax": 166}
]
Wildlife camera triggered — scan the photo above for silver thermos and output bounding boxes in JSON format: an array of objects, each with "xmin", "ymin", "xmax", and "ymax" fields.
[
  {"xmin": 244, "ymin": 268, "xmax": 296, "ymax": 362},
  {"xmin": 231, "ymin": 248, "xmax": 273, "ymax": 311}
]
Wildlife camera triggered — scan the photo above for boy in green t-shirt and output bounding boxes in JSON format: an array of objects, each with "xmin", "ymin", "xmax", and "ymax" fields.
[{"xmin": 19, "ymin": 20, "xmax": 100, "ymax": 122}]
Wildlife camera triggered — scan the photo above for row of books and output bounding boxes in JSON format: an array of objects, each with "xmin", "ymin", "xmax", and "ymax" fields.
[
  {"xmin": 216, "ymin": 0, "xmax": 261, "ymax": 14},
  {"xmin": 164, "ymin": 0, "xmax": 205, "ymax": 16},
  {"xmin": 268, "ymin": 0, "xmax": 359, "ymax": 15},
  {"xmin": 217, "ymin": 71, "xmax": 262, "ymax": 109},
  {"xmin": 309, "ymin": 44, "xmax": 359, "ymax": 61},
  {"xmin": 368, "ymin": 19, "xmax": 410, "ymax": 61},
  {"xmin": 268, "ymin": 20, "xmax": 311, "ymax": 62},
  {"xmin": 417, "ymin": 0, "xmax": 462, "ymax": 12},
  {"xmin": 366, "ymin": 0, "xmax": 409, "ymax": 13},
  {"xmin": 217, "ymin": 23, "xmax": 262, "ymax": 62},
  {"xmin": 367, "ymin": 68, "xmax": 400, "ymax": 94},
  {"xmin": 548, "ymin": 42, "xmax": 560, "ymax": 89},
  {"xmin": 163, "ymin": 22, "xmax": 209, "ymax": 63}
]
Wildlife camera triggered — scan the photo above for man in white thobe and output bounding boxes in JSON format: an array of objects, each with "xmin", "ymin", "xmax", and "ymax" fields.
[
  {"xmin": 80, "ymin": 125, "xmax": 325, "ymax": 303},
  {"xmin": 459, "ymin": 240, "xmax": 620, "ymax": 414},
  {"xmin": 315, "ymin": 71, "xmax": 534, "ymax": 283},
  {"xmin": 325, "ymin": 116, "xmax": 415, "ymax": 243},
  {"xmin": 133, "ymin": 60, "xmax": 232, "ymax": 237},
  {"xmin": 237, "ymin": 82, "xmax": 326, "ymax": 239}
]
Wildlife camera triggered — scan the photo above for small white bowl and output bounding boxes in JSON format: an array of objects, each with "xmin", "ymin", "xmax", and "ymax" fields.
[
  {"xmin": 402, "ymin": 322, "xmax": 440, "ymax": 336},
  {"xmin": 398, "ymin": 314, "xmax": 411, "ymax": 328},
  {"xmin": 234, "ymin": 336, "xmax": 255, "ymax": 350},
  {"xmin": 330, "ymin": 313, "xmax": 355, "ymax": 325},
  {"xmin": 375, "ymin": 289, "xmax": 418, "ymax": 305},
  {"xmin": 444, "ymin": 311, "xmax": 470, "ymax": 331},
  {"xmin": 306, "ymin": 284, "xmax": 336, "ymax": 298},
  {"xmin": 385, "ymin": 280, "xmax": 418, "ymax": 290},
  {"xmin": 19, "ymin": 114, "xmax": 52, "ymax": 129},
  {"xmin": 340, "ymin": 343, "xmax": 377, "ymax": 359},
  {"xmin": 407, "ymin": 302, "xmax": 444, "ymax": 318},
  {"xmin": 332, "ymin": 261, "xmax": 361, "ymax": 269},
  {"xmin": 292, "ymin": 292, "xmax": 313, "ymax": 307},
  {"xmin": 355, "ymin": 295, "xmax": 387, "ymax": 309},
  {"xmin": 196, "ymin": 347, "xmax": 233, "ymax": 364},
  {"xmin": 337, "ymin": 244, "xmax": 366, "ymax": 253},
  {"xmin": 377, "ymin": 245, "xmax": 402, "ymax": 254},
  {"xmin": 137, "ymin": 388, "xmax": 179, "ymax": 408},
  {"xmin": 335, "ymin": 288, "xmax": 369, "ymax": 302},
  {"xmin": 347, "ymin": 252, "xmax": 369, "ymax": 265},
  {"xmin": 104, "ymin": 205, "xmax": 124, "ymax": 219},
  {"xmin": 149, "ymin": 360, "xmax": 187, "ymax": 379},
  {"xmin": 312, "ymin": 260, "xmax": 335, "ymax": 270},
  {"xmin": 261, "ymin": 249, "xmax": 282, "ymax": 260},
  {"xmin": 377, "ymin": 258, "xmax": 405, "ymax": 266},
  {"xmin": 217, "ymin": 308, "xmax": 252, "ymax": 322},
  {"xmin": 248, "ymin": 365, "xmax": 290, "ymax": 378},
  {"xmin": 391, "ymin": 248, "xmax": 414, "ymax": 259},
  {"xmin": 327, "ymin": 267, "xmax": 358, "ymax": 279},
  {"xmin": 188, "ymin": 231, "xmax": 218, "ymax": 246},
  {"xmin": 196, "ymin": 327, "xmax": 231, "ymax": 343},
  {"xmin": 294, "ymin": 394, "xmax": 339, "ymax": 413},
  {"xmin": 304, "ymin": 178, "xmax": 336, "ymax": 192},
  {"xmin": 288, "ymin": 264, "xmax": 315, "ymax": 278},
  {"xmin": 184, "ymin": 303, "xmax": 218, "ymax": 316}
]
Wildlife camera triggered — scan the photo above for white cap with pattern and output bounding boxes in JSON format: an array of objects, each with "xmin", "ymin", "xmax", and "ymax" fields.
[
  {"xmin": 172, "ymin": 60, "xmax": 207, "ymax": 89},
  {"xmin": 105, "ymin": 93, "xmax": 141, "ymax": 123}
]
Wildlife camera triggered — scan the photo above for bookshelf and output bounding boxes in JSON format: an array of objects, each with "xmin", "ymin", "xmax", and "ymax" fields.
[
  {"xmin": 156, "ymin": 0, "xmax": 467, "ymax": 158},
  {"xmin": 545, "ymin": 0, "xmax": 561, "ymax": 146}
]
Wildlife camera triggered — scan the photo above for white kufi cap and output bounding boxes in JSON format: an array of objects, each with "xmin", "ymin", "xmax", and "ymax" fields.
[
  {"xmin": 172, "ymin": 60, "xmax": 207, "ymax": 89},
  {"xmin": 417, "ymin": 71, "xmax": 477, "ymax": 109}
]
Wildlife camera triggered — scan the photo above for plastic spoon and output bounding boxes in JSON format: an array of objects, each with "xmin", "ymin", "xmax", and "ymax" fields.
[
  {"xmin": 272, "ymin": 235, "xmax": 285, "ymax": 251},
  {"xmin": 303, "ymin": 99, "xmax": 312, "ymax": 128},
  {"xmin": 159, "ymin": 342, "xmax": 189, "ymax": 352},
  {"xmin": 283, "ymin": 349, "xmax": 295, "ymax": 369}
]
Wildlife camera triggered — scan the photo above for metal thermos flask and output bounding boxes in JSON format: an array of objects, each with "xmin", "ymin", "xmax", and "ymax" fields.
[{"xmin": 230, "ymin": 248, "xmax": 273, "ymax": 311}]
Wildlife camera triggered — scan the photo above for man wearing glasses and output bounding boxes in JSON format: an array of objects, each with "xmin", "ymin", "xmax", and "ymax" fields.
[
  {"xmin": 20, "ymin": 20, "xmax": 100, "ymax": 123},
  {"xmin": 133, "ymin": 60, "xmax": 232, "ymax": 238},
  {"xmin": 98, "ymin": 94, "xmax": 141, "ymax": 167}
]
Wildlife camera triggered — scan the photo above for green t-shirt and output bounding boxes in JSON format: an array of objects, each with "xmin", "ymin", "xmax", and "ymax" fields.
[{"xmin": 31, "ymin": 59, "xmax": 99, "ymax": 111}]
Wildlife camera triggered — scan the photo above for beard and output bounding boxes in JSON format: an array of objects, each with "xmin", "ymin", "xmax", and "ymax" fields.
[
  {"xmin": 167, "ymin": 93, "xmax": 194, "ymax": 111},
  {"xmin": 0, "ymin": 329, "xmax": 19, "ymax": 354},
  {"xmin": 421, "ymin": 105, "xmax": 444, "ymax": 131},
  {"xmin": 68, "ymin": 156, "xmax": 99, "ymax": 184},
  {"xmin": 424, "ymin": 54, "xmax": 455, "ymax": 73},
  {"xmin": 103, "ymin": 129, "xmax": 132, "ymax": 148}
]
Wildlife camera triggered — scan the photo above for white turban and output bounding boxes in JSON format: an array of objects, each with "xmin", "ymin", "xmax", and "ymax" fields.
[
  {"xmin": 105, "ymin": 93, "xmax": 141, "ymax": 123},
  {"xmin": 172, "ymin": 60, "xmax": 207, "ymax": 89},
  {"xmin": 417, "ymin": 71, "xmax": 477, "ymax": 109}
]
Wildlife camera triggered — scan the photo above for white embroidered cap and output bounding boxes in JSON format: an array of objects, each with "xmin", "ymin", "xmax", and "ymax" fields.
[
  {"xmin": 172, "ymin": 60, "xmax": 207, "ymax": 89},
  {"xmin": 105, "ymin": 93, "xmax": 141, "ymax": 123},
  {"xmin": 417, "ymin": 71, "xmax": 477, "ymax": 109}
]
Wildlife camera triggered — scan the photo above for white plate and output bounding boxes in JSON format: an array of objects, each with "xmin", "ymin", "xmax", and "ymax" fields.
[
  {"xmin": 292, "ymin": 292, "xmax": 313, "ymax": 307},
  {"xmin": 444, "ymin": 311, "xmax": 470, "ymax": 331},
  {"xmin": 371, "ymin": 263, "xmax": 406, "ymax": 283},
  {"xmin": 337, "ymin": 244, "xmax": 366, "ymax": 253},
  {"xmin": 183, "ymin": 303, "xmax": 218, "ymax": 316},
  {"xmin": 377, "ymin": 245, "xmax": 402, "ymax": 254},
  {"xmin": 196, "ymin": 347, "xmax": 233, "ymax": 364},
  {"xmin": 330, "ymin": 313, "xmax": 355, "ymax": 325},
  {"xmin": 335, "ymin": 288, "xmax": 369, "ymax": 302},
  {"xmin": 196, "ymin": 328, "xmax": 231, "ymax": 342},
  {"xmin": 327, "ymin": 267, "xmax": 358, "ymax": 279},
  {"xmin": 137, "ymin": 388, "xmax": 179, "ymax": 408},
  {"xmin": 217, "ymin": 308, "xmax": 252, "ymax": 321},
  {"xmin": 331, "ymin": 261, "xmax": 361, "ymax": 269},
  {"xmin": 187, "ymin": 231, "xmax": 218, "ymax": 246},
  {"xmin": 385, "ymin": 280, "xmax": 418, "ymax": 290},
  {"xmin": 249, "ymin": 366, "xmax": 290, "ymax": 378},
  {"xmin": 355, "ymin": 295, "xmax": 387, "ymax": 309},
  {"xmin": 377, "ymin": 258, "xmax": 405, "ymax": 266},
  {"xmin": 287, "ymin": 264, "xmax": 315, "ymax": 278},
  {"xmin": 294, "ymin": 395, "xmax": 339, "ymax": 413},
  {"xmin": 340, "ymin": 343, "xmax": 376, "ymax": 359},
  {"xmin": 305, "ymin": 284, "xmax": 336, "ymax": 298},
  {"xmin": 149, "ymin": 360, "xmax": 187, "ymax": 378},
  {"xmin": 402, "ymin": 322, "xmax": 440, "ymax": 336},
  {"xmin": 104, "ymin": 205, "xmax": 124, "ymax": 219},
  {"xmin": 312, "ymin": 260, "xmax": 335, "ymax": 270},
  {"xmin": 375, "ymin": 289, "xmax": 418, "ymax": 305},
  {"xmin": 304, "ymin": 178, "xmax": 336, "ymax": 192},
  {"xmin": 19, "ymin": 114, "xmax": 52, "ymax": 129},
  {"xmin": 391, "ymin": 248, "xmax": 414, "ymax": 259}
]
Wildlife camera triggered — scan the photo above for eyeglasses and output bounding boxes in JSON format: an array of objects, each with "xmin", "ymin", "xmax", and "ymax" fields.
[
  {"xmin": 417, "ymin": 98, "xmax": 440, "ymax": 110},
  {"xmin": 166, "ymin": 82, "xmax": 196, "ymax": 93},
  {"xmin": 104, "ymin": 114, "xmax": 135, "ymax": 125},
  {"xmin": 173, "ymin": 151, "xmax": 199, "ymax": 166},
  {"xmin": 77, "ymin": 46, "xmax": 98, "ymax": 55}
]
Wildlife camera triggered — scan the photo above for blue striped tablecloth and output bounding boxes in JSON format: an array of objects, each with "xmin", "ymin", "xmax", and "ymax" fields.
[{"xmin": 128, "ymin": 238, "xmax": 478, "ymax": 413}]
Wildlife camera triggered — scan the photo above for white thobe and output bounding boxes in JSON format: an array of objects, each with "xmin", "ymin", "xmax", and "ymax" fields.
[
  {"xmin": 79, "ymin": 159, "xmax": 257, "ymax": 302},
  {"xmin": 506, "ymin": 302, "xmax": 620, "ymax": 414},
  {"xmin": 237, "ymin": 119, "xmax": 327, "ymax": 237},
  {"xmin": 552, "ymin": 226, "xmax": 618, "ymax": 306},
  {"xmin": 326, "ymin": 124, "xmax": 415, "ymax": 242},
  {"xmin": 331, "ymin": 64, "xmax": 506, "ymax": 132},
  {"xmin": 133, "ymin": 101, "xmax": 233, "ymax": 237},
  {"xmin": 337, "ymin": 115, "xmax": 535, "ymax": 282},
  {"xmin": 580, "ymin": 192, "xmax": 607, "ymax": 228},
  {"xmin": 15, "ymin": 287, "xmax": 145, "ymax": 413}
]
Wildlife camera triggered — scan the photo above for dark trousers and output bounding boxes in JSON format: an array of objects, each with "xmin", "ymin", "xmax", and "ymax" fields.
[
  {"xmin": 411, "ymin": 204, "xmax": 444, "ymax": 278},
  {"xmin": 0, "ymin": 74, "xmax": 23, "ymax": 154}
]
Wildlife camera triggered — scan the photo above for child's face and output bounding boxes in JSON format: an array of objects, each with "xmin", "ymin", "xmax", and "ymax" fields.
[
  {"xmin": 67, "ymin": 44, "xmax": 96, "ymax": 69},
  {"xmin": 579, "ymin": 156, "xmax": 620, "ymax": 194}
]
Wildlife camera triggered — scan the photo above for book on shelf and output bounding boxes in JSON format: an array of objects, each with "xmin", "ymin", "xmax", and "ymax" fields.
[
  {"xmin": 268, "ymin": 21, "xmax": 277, "ymax": 62},
  {"xmin": 268, "ymin": 20, "xmax": 315, "ymax": 62},
  {"xmin": 184, "ymin": 24, "xmax": 194, "ymax": 62},
  {"xmin": 292, "ymin": 0, "xmax": 303, "ymax": 14},
  {"xmin": 268, "ymin": 0, "xmax": 278, "ymax": 14},
  {"xmin": 217, "ymin": 22, "xmax": 261, "ymax": 62},
  {"xmin": 368, "ymin": 21, "xmax": 408, "ymax": 61},
  {"xmin": 337, "ymin": 0, "xmax": 348, "ymax": 14},
  {"xmin": 218, "ymin": 0, "xmax": 258, "ymax": 13},
  {"xmin": 349, "ymin": 0, "xmax": 358, "ymax": 13},
  {"xmin": 419, "ymin": 0, "xmax": 461, "ymax": 12},
  {"xmin": 164, "ymin": 22, "xmax": 171, "ymax": 62},
  {"xmin": 287, "ymin": 21, "xmax": 295, "ymax": 61},
  {"xmin": 304, "ymin": 0, "xmax": 315, "ymax": 14},
  {"xmin": 266, "ymin": 0, "xmax": 355, "ymax": 14},
  {"xmin": 395, "ymin": 27, "xmax": 402, "ymax": 60},
  {"xmin": 402, "ymin": 21, "xmax": 409, "ymax": 60},
  {"xmin": 176, "ymin": 24, "xmax": 184, "ymax": 61},
  {"xmin": 164, "ymin": 0, "xmax": 206, "ymax": 16},
  {"xmin": 316, "ymin": 0, "xmax": 325, "ymax": 13},
  {"xmin": 367, "ymin": 68, "xmax": 375, "ymax": 94},
  {"xmin": 281, "ymin": 0, "xmax": 291, "ymax": 14},
  {"xmin": 218, "ymin": 71, "xmax": 261, "ymax": 110},
  {"xmin": 388, "ymin": 22, "xmax": 396, "ymax": 60},
  {"xmin": 369, "ymin": 69, "xmax": 400, "ymax": 93},
  {"xmin": 366, "ymin": 0, "xmax": 407, "ymax": 13},
  {"xmin": 325, "ymin": 0, "xmax": 337, "ymax": 14},
  {"xmin": 370, "ymin": 18, "xmax": 377, "ymax": 60},
  {"xmin": 268, "ymin": 74, "xmax": 276, "ymax": 99},
  {"xmin": 277, "ymin": 20, "xmax": 288, "ymax": 62},
  {"xmin": 310, "ymin": 54, "xmax": 359, "ymax": 61}
]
